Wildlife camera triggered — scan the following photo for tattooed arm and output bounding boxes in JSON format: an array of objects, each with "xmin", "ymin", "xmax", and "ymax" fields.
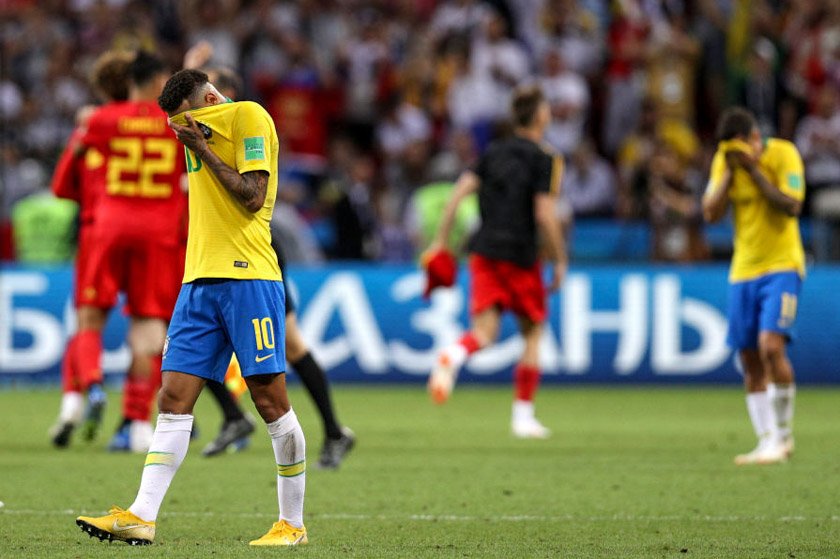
[{"xmin": 170, "ymin": 113, "xmax": 268, "ymax": 213}]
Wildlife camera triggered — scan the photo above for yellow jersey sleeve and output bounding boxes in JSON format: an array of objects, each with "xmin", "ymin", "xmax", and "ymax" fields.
[
  {"xmin": 705, "ymin": 149, "xmax": 727, "ymax": 198},
  {"xmin": 233, "ymin": 102, "xmax": 275, "ymax": 176},
  {"xmin": 768, "ymin": 140, "xmax": 805, "ymax": 201}
]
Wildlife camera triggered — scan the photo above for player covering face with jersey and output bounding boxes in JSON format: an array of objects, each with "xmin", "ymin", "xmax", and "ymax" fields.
[
  {"xmin": 76, "ymin": 69, "xmax": 307, "ymax": 547},
  {"xmin": 703, "ymin": 107, "xmax": 804, "ymax": 466},
  {"xmin": 190, "ymin": 63, "xmax": 354, "ymax": 467}
]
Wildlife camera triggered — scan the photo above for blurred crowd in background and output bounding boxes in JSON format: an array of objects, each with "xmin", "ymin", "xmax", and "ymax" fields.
[{"xmin": 2, "ymin": 0, "xmax": 840, "ymax": 264}]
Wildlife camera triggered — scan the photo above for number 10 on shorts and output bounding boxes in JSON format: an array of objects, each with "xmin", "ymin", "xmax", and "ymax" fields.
[
  {"xmin": 252, "ymin": 317, "xmax": 275, "ymax": 351},
  {"xmin": 779, "ymin": 292, "xmax": 797, "ymax": 328}
]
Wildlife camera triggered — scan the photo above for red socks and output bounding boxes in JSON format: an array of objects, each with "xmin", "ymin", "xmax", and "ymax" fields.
[
  {"xmin": 514, "ymin": 364, "xmax": 541, "ymax": 402},
  {"xmin": 149, "ymin": 355, "xmax": 162, "ymax": 395},
  {"xmin": 74, "ymin": 329, "xmax": 103, "ymax": 390},
  {"xmin": 458, "ymin": 332, "xmax": 481, "ymax": 355},
  {"xmin": 61, "ymin": 335, "xmax": 80, "ymax": 393},
  {"xmin": 123, "ymin": 375, "xmax": 152, "ymax": 421},
  {"xmin": 122, "ymin": 355, "xmax": 162, "ymax": 421}
]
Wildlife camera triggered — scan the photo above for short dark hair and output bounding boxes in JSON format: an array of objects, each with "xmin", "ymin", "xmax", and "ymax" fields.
[
  {"xmin": 511, "ymin": 85, "xmax": 545, "ymax": 127},
  {"xmin": 158, "ymin": 69, "xmax": 209, "ymax": 114},
  {"xmin": 90, "ymin": 50, "xmax": 133, "ymax": 102},
  {"xmin": 716, "ymin": 107, "xmax": 757, "ymax": 141},
  {"xmin": 130, "ymin": 51, "xmax": 166, "ymax": 87},
  {"xmin": 203, "ymin": 65, "xmax": 242, "ymax": 100}
]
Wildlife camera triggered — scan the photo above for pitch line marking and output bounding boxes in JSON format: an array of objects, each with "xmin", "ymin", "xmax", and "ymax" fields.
[{"xmin": 0, "ymin": 509, "xmax": 832, "ymax": 523}]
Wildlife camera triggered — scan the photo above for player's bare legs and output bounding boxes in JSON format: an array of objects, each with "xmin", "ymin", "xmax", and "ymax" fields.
[
  {"xmin": 759, "ymin": 331, "xmax": 796, "ymax": 455},
  {"xmin": 157, "ymin": 371, "xmax": 206, "ymax": 414},
  {"xmin": 517, "ymin": 317, "xmax": 542, "ymax": 370},
  {"xmin": 245, "ymin": 373, "xmax": 291, "ymax": 422},
  {"xmin": 244, "ymin": 373, "xmax": 307, "ymax": 544},
  {"xmin": 285, "ymin": 315, "xmax": 308, "ymax": 364},
  {"xmin": 759, "ymin": 332, "xmax": 794, "ymax": 384},
  {"xmin": 740, "ymin": 349, "xmax": 766, "ymax": 393},
  {"xmin": 429, "ymin": 307, "xmax": 500, "ymax": 404},
  {"xmin": 110, "ymin": 318, "xmax": 167, "ymax": 452},
  {"xmin": 470, "ymin": 308, "xmax": 502, "ymax": 348},
  {"xmin": 511, "ymin": 317, "xmax": 550, "ymax": 439},
  {"xmin": 735, "ymin": 348, "xmax": 786, "ymax": 465}
]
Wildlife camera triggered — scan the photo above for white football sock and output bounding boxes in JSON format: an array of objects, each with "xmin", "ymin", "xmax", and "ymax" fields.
[
  {"xmin": 512, "ymin": 400, "xmax": 536, "ymax": 424},
  {"xmin": 440, "ymin": 343, "xmax": 468, "ymax": 370},
  {"xmin": 59, "ymin": 392, "xmax": 84, "ymax": 424},
  {"xmin": 745, "ymin": 392, "xmax": 776, "ymax": 443},
  {"xmin": 129, "ymin": 413, "xmax": 193, "ymax": 522},
  {"xmin": 768, "ymin": 383, "xmax": 795, "ymax": 440},
  {"xmin": 267, "ymin": 409, "xmax": 306, "ymax": 528}
]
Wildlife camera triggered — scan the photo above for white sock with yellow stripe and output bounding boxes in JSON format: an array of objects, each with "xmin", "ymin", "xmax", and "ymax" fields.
[
  {"xmin": 268, "ymin": 409, "xmax": 306, "ymax": 528},
  {"xmin": 128, "ymin": 413, "xmax": 193, "ymax": 522},
  {"xmin": 745, "ymin": 392, "xmax": 775, "ymax": 444},
  {"xmin": 768, "ymin": 383, "xmax": 795, "ymax": 440}
]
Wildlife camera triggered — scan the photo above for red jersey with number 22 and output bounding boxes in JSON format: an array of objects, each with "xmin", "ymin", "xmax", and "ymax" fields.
[{"xmin": 82, "ymin": 100, "xmax": 186, "ymax": 242}]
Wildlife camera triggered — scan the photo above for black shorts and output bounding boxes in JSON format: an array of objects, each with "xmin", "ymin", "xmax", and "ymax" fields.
[
  {"xmin": 282, "ymin": 266, "xmax": 295, "ymax": 316},
  {"xmin": 272, "ymin": 233, "xmax": 296, "ymax": 316}
]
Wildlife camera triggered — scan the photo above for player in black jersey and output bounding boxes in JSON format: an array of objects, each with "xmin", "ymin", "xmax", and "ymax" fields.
[{"xmin": 426, "ymin": 85, "xmax": 567, "ymax": 438}]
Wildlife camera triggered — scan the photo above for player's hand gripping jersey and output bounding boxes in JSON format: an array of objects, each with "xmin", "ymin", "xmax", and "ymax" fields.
[
  {"xmin": 707, "ymin": 138, "xmax": 806, "ymax": 281},
  {"xmin": 169, "ymin": 101, "xmax": 281, "ymax": 282}
]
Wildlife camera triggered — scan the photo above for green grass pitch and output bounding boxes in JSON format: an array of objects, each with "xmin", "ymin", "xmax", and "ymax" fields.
[{"xmin": 1, "ymin": 385, "xmax": 839, "ymax": 558}]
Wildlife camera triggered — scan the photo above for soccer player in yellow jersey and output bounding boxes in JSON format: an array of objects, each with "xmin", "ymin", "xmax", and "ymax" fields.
[
  {"xmin": 703, "ymin": 107, "xmax": 804, "ymax": 466},
  {"xmin": 76, "ymin": 69, "xmax": 307, "ymax": 546},
  {"xmin": 194, "ymin": 65, "xmax": 355, "ymax": 467}
]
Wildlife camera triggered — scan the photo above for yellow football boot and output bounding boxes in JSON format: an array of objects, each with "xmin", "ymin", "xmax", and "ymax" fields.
[
  {"xmin": 249, "ymin": 520, "xmax": 308, "ymax": 546},
  {"xmin": 76, "ymin": 506, "xmax": 155, "ymax": 545}
]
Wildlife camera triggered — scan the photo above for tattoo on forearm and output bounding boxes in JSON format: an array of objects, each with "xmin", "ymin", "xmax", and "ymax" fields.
[
  {"xmin": 197, "ymin": 146, "xmax": 268, "ymax": 212},
  {"xmin": 750, "ymin": 170, "xmax": 800, "ymax": 216}
]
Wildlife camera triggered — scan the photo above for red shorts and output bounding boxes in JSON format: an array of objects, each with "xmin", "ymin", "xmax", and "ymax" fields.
[
  {"xmin": 73, "ymin": 223, "xmax": 96, "ymax": 308},
  {"xmin": 77, "ymin": 228, "xmax": 184, "ymax": 320},
  {"xmin": 468, "ymin": 253, "xmax": 547, "ymax": 322}
]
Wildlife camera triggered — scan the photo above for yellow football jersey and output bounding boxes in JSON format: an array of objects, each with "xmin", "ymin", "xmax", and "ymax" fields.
[
  {"xmin": 706, "ymin": 138, "xmax": 806, "ymax": 282},
  {"xmin": 170, "ymin": 101, "xmax": 281, "ymax": 282}
]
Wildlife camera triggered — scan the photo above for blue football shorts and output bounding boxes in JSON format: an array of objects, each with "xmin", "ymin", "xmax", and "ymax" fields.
[
  {"xmin": 726, "ymin": 271, "xmax": 802, "ymax": 351},
  {"xmin": 162, "ymin": 279, "xmax": 286, "ymax": 382}
]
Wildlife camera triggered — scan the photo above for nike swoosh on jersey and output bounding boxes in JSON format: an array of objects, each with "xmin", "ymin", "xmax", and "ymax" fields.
[{"xmin": 255, "ymin": 354, "xmax": 272, "ymax": 363}]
